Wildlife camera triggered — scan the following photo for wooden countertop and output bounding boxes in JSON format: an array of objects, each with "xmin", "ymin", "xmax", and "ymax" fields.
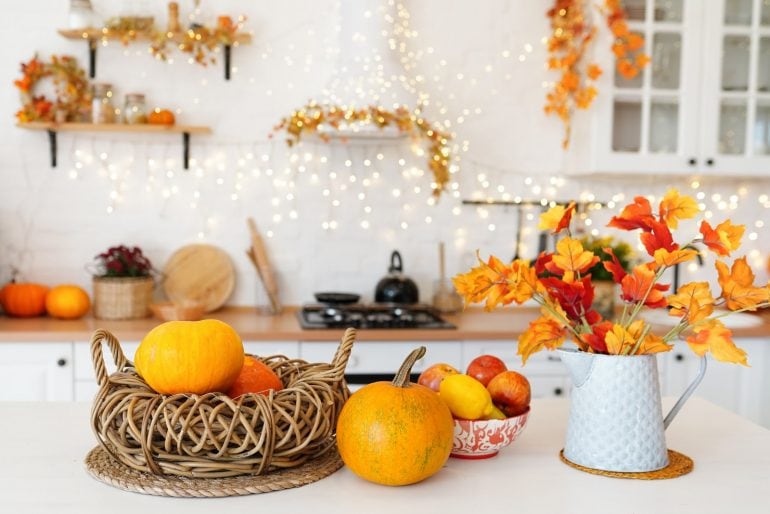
[{"xmin": 1, "ymin": 305, "xmax": 769, "ymax": 343}]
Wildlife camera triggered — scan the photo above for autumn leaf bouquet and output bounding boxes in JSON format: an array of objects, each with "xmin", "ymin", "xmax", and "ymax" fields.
[{"xmin": 453, "ymin": 190, "xmax": 770, "ymax": 366}]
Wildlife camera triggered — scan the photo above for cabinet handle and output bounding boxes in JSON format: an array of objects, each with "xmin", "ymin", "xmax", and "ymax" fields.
[
  {"xmin": 687, "ymin": 157, "xmax": 697, "ymax": 166},
  {"xmin": 706, "ymin": 158, "xmax": 715, "ymax": 166},
  {"xmin": 675, "ymin": 354, "xmax": 684, "ymax": 362},
  {"xmin": 57, "ymin": 358, "xmax": 68, "ymax": 367},
  {"xmin": 553, "ymin": 387, "xmax": 563, "ymax": 396},
  {"xmin": 546, "ymin": 355, "xmax": 560, "ymax": 362}
]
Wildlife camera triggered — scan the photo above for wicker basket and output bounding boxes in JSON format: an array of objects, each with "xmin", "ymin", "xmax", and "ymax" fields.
[
  {"xmin": 89, "ymin": 327, "xmax": 355, "ymax": 478},
  {"xmin": 93, "ymin": 276, "xmax": 154, "ymax": 320}
]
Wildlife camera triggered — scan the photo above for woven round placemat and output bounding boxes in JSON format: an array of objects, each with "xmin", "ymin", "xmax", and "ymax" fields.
[
  {"xmin": 559, "ymin": 449, "xmax": 693, "ymax": 480},
  {"xmin": 85, "ymin": 446, "xmax": 344, "ymax": 497}
]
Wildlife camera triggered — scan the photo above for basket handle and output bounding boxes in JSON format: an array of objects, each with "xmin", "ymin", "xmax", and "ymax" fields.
[
  {"xmin": 90, "ymin": 329, "xmax": 129, "ymax": 387},
  {"xmin": 329, "ymin": 327, "xmax": 357, "ymax": 380}
]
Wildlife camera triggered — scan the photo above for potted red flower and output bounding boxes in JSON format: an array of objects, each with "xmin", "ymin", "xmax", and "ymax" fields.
[{"xmin": 91, "ymin": 245, "xmax": 155, "ymax": 320}]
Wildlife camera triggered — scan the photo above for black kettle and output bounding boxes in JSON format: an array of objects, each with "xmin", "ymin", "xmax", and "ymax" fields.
[{"xmin": 374, "ymin": 250, "xmax": 419, "ymax": 304}]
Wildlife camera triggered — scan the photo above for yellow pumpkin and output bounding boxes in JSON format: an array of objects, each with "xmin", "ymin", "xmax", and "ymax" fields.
[
  {"xmin": 134, "ymin": 319, "xmax": 244, "ymax": 395},
  {"xmin": 45, "ymin": 285, "xmax": 90, "ymax": 319},
  {"xmin": 336, "ymin": 347, "xmax": 454, "ymax": 486}
]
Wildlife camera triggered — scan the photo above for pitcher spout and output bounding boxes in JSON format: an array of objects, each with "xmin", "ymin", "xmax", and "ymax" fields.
[{"xmin": 556, "ymin": 348, "xmax": 595, "ymax": 387}]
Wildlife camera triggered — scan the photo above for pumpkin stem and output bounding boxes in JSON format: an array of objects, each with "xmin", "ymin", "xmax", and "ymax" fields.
[{"xmin": 392, "ymin": 346, "xmax": 426, "ymax": 388}]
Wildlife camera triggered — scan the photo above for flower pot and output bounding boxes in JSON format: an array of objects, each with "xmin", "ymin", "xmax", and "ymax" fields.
[
  {"xmin": 92, "ymin": 276, "xmax": 153, "ymax": 320},
  {"xmin": 558, "ymin": 348, "xmax": 707, "ymax": 472},
  {"xmin": 592, "ymin": 280, "xmax": 616, "ymax": 320}
]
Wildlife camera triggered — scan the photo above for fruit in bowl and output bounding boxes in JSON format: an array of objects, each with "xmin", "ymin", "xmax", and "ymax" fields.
[
  {"xmin": 487, "ymin": 370, "xmax": 531, "ymax": 418},
  {"xmin": 451, "ymin": 408, "xmax": 530, "ymax": 459},
  {"xmin": 417, "ymin": 362, "xmax": 459, "ymax": 392},
  {"xmin": 466, "ymin": 355, "xmax": 507, "ymax": 387}
]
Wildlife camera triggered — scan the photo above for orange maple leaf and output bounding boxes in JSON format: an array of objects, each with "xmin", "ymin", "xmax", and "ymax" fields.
[
  {"xmin": 562, "ymin": 71, "xmax": 580, "ymax": 91},
  {"xmin": 715, "ymin": 258, "xmax": 770, "ymax": 311},
  {"xmin": 608, "ymin": 196, "xmax": 655, "ymax": 231},
  {"xmin": 686, "ymin": 319, "xmax": 748, "ymax": 366},
  {"xmin": 667, "ymin": 282, "xmax": 715, "ymax": 324},
  {"xmin": 626, "ymin": 33, "xmax": 644, "ymax": 51},
  {"xmin": 637, "ymin": 332, "xmax": 673, "ymax": 355},
  {"xmin": 653, "ymin": 247, "xmax": 699, "ymax": 268},
  {"xmin": 700, "ymin": 220, "xmax": 745, "ymax": 256},
  {"xmin": 587, "ymin": 64, "xmax": 603, "ymax": 80},
  {"xmin": 604, "ymin": 323, "xmax": 637, "ymax": 355},
  {"xmin": 538, "ymin": 202, "xmax": 576, "ymax": 234},
  {"xmin": 546, "ymin": 237, "xmax": 600, "ymax": 282},
  {"xmin": 575, "ymin": 87, "xmax": 598, "ymax": 109},
  {"xmin": 452, "ymin": 254, "xmax": 538, "ymax": 310},
  {"xmin": 602, "ymin": 247, "xmax": 627, "ymax": 283},
  {"xmin": 640, "ymin": 219, "xmax": 677, "ymax": 256},
  {"xmin": 518, "ymin": 316, "xmax": 568, "ymax": 364},
  {"xmin": 659, "ymin": 188, "xmax": 699, "ymax": 229},
  {"xmin": 635, "ymin": 53, "xmax": 651, "ymax": 68},
  {"xmin": 620, "ymin": 264, "xmax": 669, "ymax": 308},
  {"xmin": 617, "ymin": 60, "xmax": 638, "ymax": 79}
]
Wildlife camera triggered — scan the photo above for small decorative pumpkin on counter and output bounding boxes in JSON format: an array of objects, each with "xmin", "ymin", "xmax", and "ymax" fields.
[
  {"xmin": 148, "ymin": 108, "xmax": 175, "ymax": 126},
  {"xmin": 227, "ymin": 355, "xmax": 283, "ymax": 398},
  {"xmin": 45, "ymin": 284, "xmax": 90, "ymax": 319},
  {"xmin": 336, "ymin": 346, "xmax": 454, "ymax": 486},
  {"xmin": 0, "ymin": 282, "xmax": 49, "ymax": 317},
  {"xmin": 134, "ymin": 319, "xmax": 244, "ymax": 395}
]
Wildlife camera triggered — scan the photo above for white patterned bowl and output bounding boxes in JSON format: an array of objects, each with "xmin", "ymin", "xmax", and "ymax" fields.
[{"xmin": 450, "ymin": 408, "xmax": 530, "ymax": 460}]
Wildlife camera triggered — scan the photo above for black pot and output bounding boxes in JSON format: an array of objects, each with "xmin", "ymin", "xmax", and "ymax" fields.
[{"xmin": 374, "ymin": 250, "xmax": 419, "ymax": 304}]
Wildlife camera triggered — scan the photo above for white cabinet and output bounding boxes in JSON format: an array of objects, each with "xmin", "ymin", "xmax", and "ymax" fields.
[
  {"xmin": 244, "ymin": 341, "xmax": 300, "ymax": 359},
  {"xmin": 660, "ymin": 338, "xmax": 770, "ymax": 426},
  {"xmin": 573, "ymin": 0, "xmax": 770, "ymax": 175},
  {"xmin": 0, "ymin": 343, "xmax": 73, "ymax": 401},
  {"xmin": 73, "ymin": 341, "xmax": 140, "ymax": 402},
  {"xmin": 463, "ymin": 341, "xmax": 569, "ymax": 399}
]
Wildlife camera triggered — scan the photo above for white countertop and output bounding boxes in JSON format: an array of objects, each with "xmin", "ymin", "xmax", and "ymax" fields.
[{"xmin": 1, "ymin": 397, "xmax": 769, "ymax": 513}]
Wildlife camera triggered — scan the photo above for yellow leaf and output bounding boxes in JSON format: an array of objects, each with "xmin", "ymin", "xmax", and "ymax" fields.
[
  {"xmin": 548, "ymin": 237, "xmax": 599, "ymax": 283},
  {"xmin": 715, "ymin": 257, "xmax": 770, "ymax": 311},
  {"xmin": 637, "ymin": 332, "xmax": 673, "ymax": 355},
  {"xmin": 667, "ymin": 282, "xmax": 715, "ymax": 324},
  {"xmin": 518, "ymin": 316, "xmax": 567, "ymax": 365},
  {"xmin": 604, "ymin": 323, "xmax": 637, "ymax": 355},
  {"xmin": 538, "ymin": 202, "xmax": 575, "ymax": 234},
  {"xmin": 659, "ymin": 189, "xmax": 699, "ymax": 229},
  {"xmin": 453, "ymin": 253, "xmax": 538, "ymax": 310},
  {"xmin": 686, "ymin": 319, "xmax": 748, "ymax": 366},
  {"xmin": 653, "ymin": 248, "xmax": 699, "ymax": 268}
]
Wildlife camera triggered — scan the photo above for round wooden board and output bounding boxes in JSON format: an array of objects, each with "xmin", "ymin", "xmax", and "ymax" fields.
[{"xmin": 162, "ymin": 244, "xmax": 235, "ymax": 312}]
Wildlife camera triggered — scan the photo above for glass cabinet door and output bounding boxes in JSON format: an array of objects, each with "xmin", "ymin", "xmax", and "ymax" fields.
[
  {"xmin": 700, "ymin": 0, "xmax": 770, "ymax": 172},
  {"xmin": 594, "ymin": 0, "xmax": 701, "ymax": 173}
]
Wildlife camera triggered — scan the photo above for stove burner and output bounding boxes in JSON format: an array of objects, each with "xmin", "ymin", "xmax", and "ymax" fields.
[{"xmin": 298, "ymin": 304, "xmax": 455, "ymax": 330}]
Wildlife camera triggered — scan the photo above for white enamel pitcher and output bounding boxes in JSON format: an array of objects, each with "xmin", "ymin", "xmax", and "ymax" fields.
[{"xmin": 558, "ymin": 348, "xmax": 707, "ymax": 472}]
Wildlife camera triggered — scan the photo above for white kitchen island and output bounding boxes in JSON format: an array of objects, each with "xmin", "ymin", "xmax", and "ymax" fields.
[{"xmin": 1, "ymin": 397, "xmax": 768, "ymax": 514}]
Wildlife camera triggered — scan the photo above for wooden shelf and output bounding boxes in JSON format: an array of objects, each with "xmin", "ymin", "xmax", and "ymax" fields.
[
  {"xmin": 58, "ymin": 28, "xmax": 252, "ymax": 80},
  {"xmin": 17, "ymin": 122, "xmax": 212, "ymax": 169}
]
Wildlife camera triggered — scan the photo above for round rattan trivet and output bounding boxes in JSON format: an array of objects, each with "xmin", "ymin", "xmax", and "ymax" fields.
[
  {"xmin": 85, "ymin": 446, "xmax": 344, "ymax": 497},
  {"xmin": 559, "ymin": 449, "xmax": 693, "ymax": 480}
]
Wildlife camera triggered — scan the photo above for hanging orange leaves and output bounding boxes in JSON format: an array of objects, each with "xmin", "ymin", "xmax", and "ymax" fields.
[{"xmin": 545, "ymin": 0, "xmax": 651, "ymax": 148}]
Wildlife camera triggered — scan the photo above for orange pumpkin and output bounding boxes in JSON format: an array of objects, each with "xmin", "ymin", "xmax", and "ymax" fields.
[
  {"xmin": 0, "ymin": 283, "xmax": 48, "ymax": 317},
  {"xmin": 336, "ymin": 347, "xmax": 454, "ymax": 486},
  {"xmin": 45, "ymin": 285, "xmax": 90, "ymax": 319},
  {"xmin": 134, "ymin": 319, "xmax": 244, "ymax": 395},
  {"xmin": 148, "ymin": 108, "xmax": 175, "ymax": 126},
  {"xmin": 227, "ymin": 355, "xmax": 283, "ymax": 398}
]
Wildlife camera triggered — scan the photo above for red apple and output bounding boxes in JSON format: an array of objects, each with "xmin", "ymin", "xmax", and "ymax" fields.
[
  {"xmin": 487, "ymin": 370, "xmax": 531, "ymax": 417},
  {"xmin": 417, "ymin": 363, "xmax": 460, "ymax": 392},
  {"xmin": 466, "ymin": 355, "xmax": 508, "ymax": 387}
]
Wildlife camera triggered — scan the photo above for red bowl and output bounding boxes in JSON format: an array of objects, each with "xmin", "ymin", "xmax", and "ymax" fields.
[{"xmin": 450, "ymin": 407, "xmax": 530, "ymax": 460}]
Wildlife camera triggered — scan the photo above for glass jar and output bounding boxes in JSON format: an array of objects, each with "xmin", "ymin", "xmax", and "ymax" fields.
[
  {"xmin": 91, "ymin": 83, "xmax": 115, "ymax": 124},
  {"xmin": 123, "ymin": 93, "xmax": 147, "ymax": 124},
  {"xmin": 68, "ymin": 0, "xmax": 96, "ymax": 29}
]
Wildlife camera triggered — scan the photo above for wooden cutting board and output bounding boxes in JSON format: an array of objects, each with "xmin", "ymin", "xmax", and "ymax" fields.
[{"xmin": 162, "ymin": 244, "xmax": 235, "ymax": 312}]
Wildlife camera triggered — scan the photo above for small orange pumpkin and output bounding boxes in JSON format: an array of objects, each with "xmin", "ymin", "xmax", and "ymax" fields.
[
  {"xmin": 0, "ymin": 282, "xmax": 49, "ymax": 317},
  {"xmin": 45, "ymin": 285, "xmax": 90, "ymax": 319},
  {"xmin": 227, "ymin": 355, "xmax": 284, "ymax": 398},
  {"xmin": 336, "ymin": 347, "xmax": 454, "ymax": 486},
  {"xmin": 134, "ymin": 319, "xmax": 244, "ymax": 395},
  {"xmin": 148, "ymin": 108, "xmax": 175, "ymax": 126}
]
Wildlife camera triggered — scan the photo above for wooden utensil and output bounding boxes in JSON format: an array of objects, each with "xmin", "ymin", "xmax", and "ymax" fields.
[
  {"xmin": 246, "ymin": 217, "xmax": 281, "ymax": 313},
  {"xmin": 162, "ymin": 244, "xmax": 235, "ymax": 312}
]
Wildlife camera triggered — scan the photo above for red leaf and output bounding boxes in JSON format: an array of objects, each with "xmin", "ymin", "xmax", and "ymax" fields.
[
  {"xmin": 607, "ymin": 196, "xmax": 655, "ymax": 231},
  {"xmin": 602, "ymin": 247, "xmax": 627, "ymax": 283},
  {"xmin": 639, "ymin": 219, "xmax": 677, "ymax": 256}
]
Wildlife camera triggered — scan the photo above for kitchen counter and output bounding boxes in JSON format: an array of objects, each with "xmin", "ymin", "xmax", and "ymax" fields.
[
  {"xmin": 1, "ymin": 397, "xmax": 768, "ymax": 513},
  {"xmin": 2, "ymin": 305, "xmax": 770, "ymax": 342}
]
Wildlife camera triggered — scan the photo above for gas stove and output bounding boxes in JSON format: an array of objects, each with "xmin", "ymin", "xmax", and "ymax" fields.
[{"xmin": 298, "ymin": 304, "xmax": 456, "ymax": 330}]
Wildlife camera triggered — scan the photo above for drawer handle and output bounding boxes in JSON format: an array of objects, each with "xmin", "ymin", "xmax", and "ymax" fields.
[
  {"xmin": 57, "ymin": 358, "xmax": 68, "ymax": 367},
  {"xmin": 546, "ymin": 355, "xmax": 560, "ymax": 362},
  {"xmin": 675, "ymin": 354, "xmax": 684, "ymax": 362},
  {"xmin": 553, "ymin": 387, "xmax": 563, "ymax": 396}
]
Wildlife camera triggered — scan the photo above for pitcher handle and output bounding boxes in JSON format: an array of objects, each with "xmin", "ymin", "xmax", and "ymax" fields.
[{"xmin": 663, "ymin": 355, "xmax": 707, "ymax": 429}]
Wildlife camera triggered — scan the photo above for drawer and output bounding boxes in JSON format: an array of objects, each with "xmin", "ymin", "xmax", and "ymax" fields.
[
  {"xmin": 463, "ymin": 340, "xmax": 565, "ymax": 375},
  {"xmin": 75, "ymin": 380, "xmax": 100, "ymax": 402},
  {"xmin": 244, "ymin": 341, "xmax": 300, "ymax": 359},
  {"xmin": 529, "ymin": 375, "xmax": 570, "ymax": 399},
  {"xmin": 74, "ymin": 341, "xmax": 140, "ymax": 381},
  {"xmin": 300, "ymin": 341, "xmax": 463, "ymax": 375}
]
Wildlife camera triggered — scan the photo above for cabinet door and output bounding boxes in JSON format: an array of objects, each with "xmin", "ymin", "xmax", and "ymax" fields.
[
  {"xmin": 590, "ymin": 0, "xmax": 703, "ymax": 173},
  {"xmin": 0, "ymin": 343, "xmax": 73, "ymax": 401},
  {"xmin": 73, "ymin": 341, "xmax": 140, "ymax": 402},
  {"xmin": 661, "ymin": 339, "xmax": 768, "ymax": 427},
  {"xmin": 698, "ymin": 0, "xmax": 770, "ymax": 174}
]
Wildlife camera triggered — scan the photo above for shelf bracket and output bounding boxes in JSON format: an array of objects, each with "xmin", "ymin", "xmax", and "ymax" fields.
[
  {"xmin": 88, "ymin": 39, "xmax": 97, "ymax": 78},
  {"xmin": 182, "ymin": 132, "xmax": 191, "ymax": 170},
  {"xmin": 47, "ymin": 129, "xmax": 57, "ymax": 168},
  {"xmin": 224, "ymin": 44, "xmax": 232, "ymax": 80}
]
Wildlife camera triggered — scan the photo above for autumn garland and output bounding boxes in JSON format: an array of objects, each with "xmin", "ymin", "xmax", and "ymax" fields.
[
  {"xmin": 453, "ymin": 191, "xmax": 770, "ymax": 366},
  {"xmin": 272, "ymin": 103, "xmax": 452, "ymax": 198},
  {"xmin": 545, "ymin": 0, "xmax": 650, "ymax": 148}
]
